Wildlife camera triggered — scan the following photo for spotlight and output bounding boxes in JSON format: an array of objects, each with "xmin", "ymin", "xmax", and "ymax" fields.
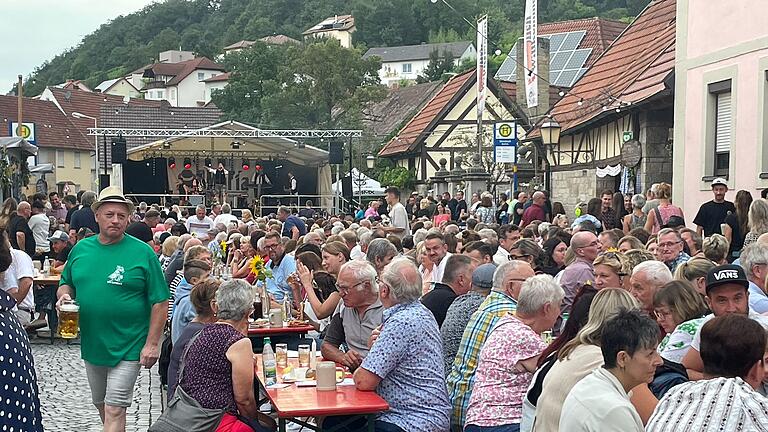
[
  {"xmin": 254, "ymin": 164, "xmax": 262, "ymax": 172},
  {"xmin": 168, "ymin": 157, "xmax": 176, "ymax": 169},
  {"xmin": 242, "ymin": 159, "xmax": 250, "ymax": 170},
  {"xmin": 183, "ymin": 157, "xmax": 192, "ymax": 169},
  {"xmin": 231, "ymin": 140, "xmax": 241, "ymax": 149},
  {"xmin": 205, "ymin": 157, "xmax": 212, "ymax": 167}
]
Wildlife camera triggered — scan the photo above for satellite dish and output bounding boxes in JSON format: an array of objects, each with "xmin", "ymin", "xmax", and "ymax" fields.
[{"xmin": 123, "ymin": 96, "xmax": 130, "ymax": 104}]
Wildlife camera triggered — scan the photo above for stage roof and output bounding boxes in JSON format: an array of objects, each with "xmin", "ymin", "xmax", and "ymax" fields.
[{"xmin": 126, "ymin": 120, "xmax": 330, "ymax": 167}]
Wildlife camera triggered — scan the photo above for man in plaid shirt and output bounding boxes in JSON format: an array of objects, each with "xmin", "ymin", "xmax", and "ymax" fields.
[{"xmin": 446, "ymin": 260, "xmax": 535, "ymax": 431}]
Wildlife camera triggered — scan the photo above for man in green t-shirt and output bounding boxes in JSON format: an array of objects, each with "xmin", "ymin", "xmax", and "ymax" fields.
[{"xmin": 57, "ymin": 186, "xmax": 169, "ymax": 432}]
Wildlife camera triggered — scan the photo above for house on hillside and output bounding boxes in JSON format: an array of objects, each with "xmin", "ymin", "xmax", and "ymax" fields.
[
  {"xmin": 129, "ymin": 56, "xmax": 226, "ymax": 107},
  {"xmin": 203, "ymin": 73, "xmax": 230, "ymax": 104},
  {"xmin": 364, "ymin": 42, "xmax": 476, "ymax": 87},
  {"xmin": 303, "ymin": 15, "xmax": 355, "ymax": 48},
  {"xmin": 54, "ymin": 80, "xmax": 92, "ymax": 92},
  {"xmin": 379, "ymin": 69, "xmax": 535, "ymax": 193},
  {"xmin": 673, "ymin": 0, "xmax": 768, "ymax": 219},
  {"xmin": 496, "ymin": 17, "xmax": 627, "ymax": 88},
  {"xmin": 95, "ymin": 77, "xmax": 142, "ymax": 98},
  {"xmin": 0, "ymin": 95, "xmax": 93, "ymax": 194},
  {"xmin": 527, "ymin": 0, "xmax": 675, "ymax": 213},
  {"xmin": 223, "ymin": 35, "xmax": 300, "ymax": 54},
  {"xmin": 39, "ymin": 86, "xmax": 222, "ymax": 185}
]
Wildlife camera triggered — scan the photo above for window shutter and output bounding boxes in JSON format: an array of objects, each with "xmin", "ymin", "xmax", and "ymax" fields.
[{"xmin": 715, "ymin": 92, "xmax": 732, "ymax": 153}]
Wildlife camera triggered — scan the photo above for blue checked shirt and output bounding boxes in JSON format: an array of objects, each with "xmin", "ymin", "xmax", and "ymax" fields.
[{"xmin": 446, "ymin": 290, "xmax": 518, "ymax": 430}]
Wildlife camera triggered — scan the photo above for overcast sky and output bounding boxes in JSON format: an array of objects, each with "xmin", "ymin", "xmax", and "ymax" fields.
[{"xmin": 0, "ymin": 0, "xmax": 157, "ymax": 94}]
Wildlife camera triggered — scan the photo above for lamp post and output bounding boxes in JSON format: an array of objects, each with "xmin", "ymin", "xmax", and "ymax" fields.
[
  {"xmin": 71, "ymin": 111, "xmax": 101, "ymax": 190},
  {"xmin": 540, "ymin": 118, "xmax": 561, "ymax": 191},
  {"xmin": 365, "ymin": 154, "xmax": 375, "ymax": 170}
]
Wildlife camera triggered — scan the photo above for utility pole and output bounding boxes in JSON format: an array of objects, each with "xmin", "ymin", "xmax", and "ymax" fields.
[{"xmin": 16, "ymin": 75, "xmax": 22, "ymax": 131}]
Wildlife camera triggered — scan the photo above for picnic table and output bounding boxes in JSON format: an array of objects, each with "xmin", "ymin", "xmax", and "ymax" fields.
[
  {"xmin": 33, "ymin": 273, "xmax": 61, "ymax": 344},
  {"xmin": 255, "ymin": 355, "xmax": 389, "ymax": 432}
]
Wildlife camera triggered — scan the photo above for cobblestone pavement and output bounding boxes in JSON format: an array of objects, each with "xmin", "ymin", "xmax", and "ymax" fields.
[{"xmin": 31, "ymin": 338, "xmax": 163, "ymax": 432}]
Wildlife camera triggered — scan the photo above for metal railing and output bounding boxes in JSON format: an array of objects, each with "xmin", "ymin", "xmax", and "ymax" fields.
[{"xmin": 257, "ymin": 194, "xmax": 361, "ymax": 217}]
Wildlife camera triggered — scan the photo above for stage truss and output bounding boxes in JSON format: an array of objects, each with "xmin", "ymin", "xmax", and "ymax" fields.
[{"xmin": 87, "ymin": 128, "xmax": 362, "ymax": 138}]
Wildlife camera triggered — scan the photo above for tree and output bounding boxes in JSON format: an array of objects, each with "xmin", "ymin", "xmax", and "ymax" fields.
[
  {"xmin": 416, "ymin": 49, "xmax": 456, "ymax": 83},
  {"xmin": 261, "ymin": 39, "xmax": 386, "ymax": 129},
  {"xmin": 210, "ymin": 42, "xmax": 284, "ymax": 124}
]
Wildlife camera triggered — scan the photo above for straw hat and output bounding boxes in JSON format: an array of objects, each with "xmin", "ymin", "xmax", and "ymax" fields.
[{"xmin": 91, "ymin": 186, "xmax": 135, "ymax": 213}]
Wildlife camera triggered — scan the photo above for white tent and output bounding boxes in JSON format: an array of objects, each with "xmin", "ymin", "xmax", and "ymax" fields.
[{"xmin": 333, "ymin": 168, "xmax": 385, "ymax": 196}]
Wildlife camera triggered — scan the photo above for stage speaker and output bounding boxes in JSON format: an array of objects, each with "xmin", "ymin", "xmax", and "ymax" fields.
[
  {"xmin": 111, "ymin": 135, "xmax": 127, "ymax": 164},
  {"xmin": 341, "ymin": 176, "xmax": 353, "ymax": 199},
  {"xmin": 329, "ymin": 142, "xmax": 344, "ymax": 165}
]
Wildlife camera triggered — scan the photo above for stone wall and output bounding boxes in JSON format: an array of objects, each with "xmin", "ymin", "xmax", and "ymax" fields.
[
  {"xmin": 637, "ymin": 109, "xmax": 674, "ymax": 191},
  {"xmin": 551, "ymin": 168, "xmax": 597, "ymax": 215}
]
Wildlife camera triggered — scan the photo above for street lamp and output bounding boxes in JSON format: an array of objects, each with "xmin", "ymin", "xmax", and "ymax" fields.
[
  {"xmin": 365, "ymin": 154, "xmax": 375, "ymax": 170},
  {"xmin": 72, "ymin": 111, "xmax": 100, "ymax": 188},
  {"xmin": 540, "ymin": 118, "xmax": 562, "ymax": 149}
]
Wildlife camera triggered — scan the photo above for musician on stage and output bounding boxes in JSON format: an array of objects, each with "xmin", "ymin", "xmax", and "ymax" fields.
[{"xmin": 206, "ymin": 162, "xmax": 229, "ymax": 204}]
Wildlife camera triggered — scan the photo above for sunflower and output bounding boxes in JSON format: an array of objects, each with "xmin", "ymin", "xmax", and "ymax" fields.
[{"xmin": 250, "ymin": 254, "xmax": 273, "ymax": 282}]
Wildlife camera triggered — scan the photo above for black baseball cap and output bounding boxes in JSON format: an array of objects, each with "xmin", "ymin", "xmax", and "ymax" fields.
[{"xmin": 706, "ymin": 264, "xmax": 749, "ymax": 295}]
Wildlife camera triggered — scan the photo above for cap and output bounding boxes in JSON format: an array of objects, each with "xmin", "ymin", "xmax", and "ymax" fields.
[
  {"xmin": 706, "ymin": 264, "xmax": 749, "ymax": 294},
  {"xmin": 711, "ymin": 178, "xmax": 728, "ymax": 188},
  {"xmin": 48, "ymin": 230, "xmax": 69, "ymax": 242},
  {"xmin": 663, "ymin": 215, "xmax": 686, "ymax": 229},
  {"xmin": 472, "ymin": 263, "xmax": 497, "ymax": 290}
]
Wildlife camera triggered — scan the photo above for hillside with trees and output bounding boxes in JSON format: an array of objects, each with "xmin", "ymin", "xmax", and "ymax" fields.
[{"xmin": 21, "ymin": 0, "xmax": 649, "ymax": 96}]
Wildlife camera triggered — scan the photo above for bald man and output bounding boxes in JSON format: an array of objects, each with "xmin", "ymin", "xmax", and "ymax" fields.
[
  {"xmin": 9, "ymin": 201, "xmax": 35, "ymax": 256},
  {"xmin": 521, "ymin": 191, "xmax": 547, "ymax": 227},
  {"xmin": 559, "ymin": 231, "xmax": 601, "ymax": 315}
]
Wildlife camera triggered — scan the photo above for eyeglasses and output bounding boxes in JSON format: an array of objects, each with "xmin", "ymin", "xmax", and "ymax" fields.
[
  {"xmin": 337, "ymin": 280, "xmax": 367, "ymax": 295},
  {"xmin": 263, "ymin": 243, "xmax": 280, "ymax": 251},
  {"xmin": 658, "ymin": 241, "xmax": 682, "ymax": 249},
  {"xmin": 578, "ymin": 240, "xmax": 600, "ymax": 249},
  {"xmin": 509, "ymin": 254, "xmax": 531, "ymax": 261},
  {"xmin": 654, "ymin": 310, "xmax": 673, "ymax": 320},
  {"xmin": 508, "ymin": 278, "xmax": 528, "ymax": 284}
]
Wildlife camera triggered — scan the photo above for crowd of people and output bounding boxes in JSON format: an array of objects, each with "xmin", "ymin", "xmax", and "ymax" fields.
[{"xmin": 2, "ymin": 177, "xmax": 768, "ymax": 432}]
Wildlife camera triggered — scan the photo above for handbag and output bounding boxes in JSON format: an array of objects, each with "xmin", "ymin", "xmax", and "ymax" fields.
[{"xmin": 149, "ymin": 332, "xmax": 226, "ymax": 432}]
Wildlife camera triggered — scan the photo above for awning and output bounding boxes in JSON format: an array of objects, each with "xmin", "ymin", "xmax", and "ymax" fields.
[
  {"xmin": 333, "ymin": 168, "xmax": 385, "ymax": 195},
  {"xmin": 0, "ymin": 137, "xmax": 38, "ymax": 156},
  {"xmin": 127, "ymin": 120, "xmax": 330, "ymax": 167}
]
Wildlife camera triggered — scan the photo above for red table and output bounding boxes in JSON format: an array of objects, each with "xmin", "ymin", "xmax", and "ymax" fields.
[
  {"xmin": 255, "ymin": 356, "xmax": 389, "ymax": 432},
  {"xmin": 248, "ymin": 324, "xmax": 315, "ymax": 336}
]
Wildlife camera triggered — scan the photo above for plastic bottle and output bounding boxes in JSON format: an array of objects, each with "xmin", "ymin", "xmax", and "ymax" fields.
[
  {"xmin": 560, "ymin": 312, "xmax": 570, "ymax": 333},
  {"xmin": 281, "ymin": 296, "xmax": 291, "ymax": 322},
  {"xmin": 43, "ymin": 258, "xmax": 50, "ymax": 275},
  {"xmin": 262, "ymin": 337, "xmax": 277, "ymax": 386}
]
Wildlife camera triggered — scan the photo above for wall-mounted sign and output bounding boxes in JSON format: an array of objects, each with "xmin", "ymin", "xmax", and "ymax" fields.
[
  {"xmin": 621, "ymin": 139, "xmax": 642, "ymax": 167},
  {"xmin": 9, "ymin": 122, "xmax": 36, "ymax": 144},
  {"xmin": 622, "ymin": 131, "xmax": 633, "ymax": 143}
]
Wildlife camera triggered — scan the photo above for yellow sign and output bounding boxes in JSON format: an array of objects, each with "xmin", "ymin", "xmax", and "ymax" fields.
[
  {"xmin": 498, "ymin": 123, "xmax": 513, "ymax": 138},
  {"xmin": 16, "ymin": 124, "xmax": 31, "ymax": 139}
]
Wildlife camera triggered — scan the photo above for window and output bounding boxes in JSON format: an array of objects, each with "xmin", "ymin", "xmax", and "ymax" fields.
[
  {"xmin": 74, "ymin": 151, "xmax": 81, "ymax": 169},
  {"xmin": 56, "ymin": 150, "xmax": 65, "ymax": 168},
  {"xmin": 197, "ymin": 72, "xmax": 205, "ymax": 81},
  {"xmin": 709, "ymin": 79, "xmax": 732, "ymax": 177},
  {"xmin": 402, "ymin": 63, "xmax": 412, "ymax": 73},
  {"xmin": 170, "ymin": 88, "xmax": 176, "ymax": 100}
]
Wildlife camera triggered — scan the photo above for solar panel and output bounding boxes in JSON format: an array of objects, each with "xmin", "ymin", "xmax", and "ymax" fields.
[
  {"xmin": 550, "ymin": 52, "xmax": 571, "ymax": 71},
  {"xmin": 548, "ymin": 33, "xmax": 567, "ymax": 52},
  {"xmin": 560, "ymin": 31, "xmax": 586, "ymax": 51},
  {"xmin": 565, "ymin": 49, "xmax": 592, "ymax": 69},
  {"xmin": 554, "ymin": 69, "xmax": 580, "ymax": 87}
]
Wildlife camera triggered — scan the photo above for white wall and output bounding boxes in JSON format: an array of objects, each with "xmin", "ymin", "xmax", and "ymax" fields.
[
  {"xmin": 205, "ymin": 81, "xmax": 228, "ymax": 103},
  {"xmin": 378, "ymin": 47, "xmax": 477, "ymax": 86}
]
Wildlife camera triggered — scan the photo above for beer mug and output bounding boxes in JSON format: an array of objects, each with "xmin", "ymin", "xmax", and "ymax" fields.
[
  {"xmin": 316, "ymin": 361, "xmax": 344, "ymax": 391},
  {"xmin": 269, "ymin": 308, "xmax": 283, "ymax": 327},
  {"xmin": 59, "ymin": 301, "xmax": 80, "ymax": 339}
]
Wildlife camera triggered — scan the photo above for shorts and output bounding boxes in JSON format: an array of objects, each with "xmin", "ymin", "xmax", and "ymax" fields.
[{"xmin": 84, "ymin": 360, "xmax": 141, "ymax": 407}]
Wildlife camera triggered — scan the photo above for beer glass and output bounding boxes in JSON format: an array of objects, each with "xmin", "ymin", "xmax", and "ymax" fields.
[
  {"xmin": 298, "ymin": 344, "xmax": 310, "ymax": 367},
  {"xmin": 275, "ymin": 343, "xmax": 288, "ymax": 368},
  {"xmin": 59, "ymin": 301, "xmax": 80, "ymax": 339}
]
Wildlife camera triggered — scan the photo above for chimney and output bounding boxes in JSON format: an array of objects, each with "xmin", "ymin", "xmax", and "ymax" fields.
[{"xmin": 515, "ymin": 36, "xmax": 550, "ymax": 121}]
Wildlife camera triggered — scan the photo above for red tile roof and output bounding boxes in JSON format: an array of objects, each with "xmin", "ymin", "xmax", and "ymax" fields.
[
  {"xmin": 45, "ymin": 86, "xmax": 164, "ymax": 133},
  {"xmin": 379, "ymin": 70, "xmax": 475, "ymax": 157},
  {"xmin": 0, "ymin": 95, "xmax": 91, "ymax": 150},
  {"xmin": 544, "ymin": 0, "xmax": 675, "ymax": 135},
  {"xmin": 202, "ymin": 72, "xmax": 230, "ymax": 83},
  {"xmin": 539, "ymin": 17, "xmax": 628, "ymax": 68},
  {"xmin": 132, "ymin": 57, "xmax": 225, "ymax": 86}
]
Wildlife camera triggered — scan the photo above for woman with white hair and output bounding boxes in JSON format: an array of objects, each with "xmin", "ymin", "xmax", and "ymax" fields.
[
  {"xmin": 171, "ymin": 279, "xmax": 275, "ymax": 432},
  {"xmin": 351, "ymin": 257, "xmax": 451, "ymax": 431},
  {"xmin": 465, "ymin": 275, "xmax": 564, "ymax": 431},
  {"xmin": 623, "ymin": 194, "xmax": 648, "ymax": 234}
]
